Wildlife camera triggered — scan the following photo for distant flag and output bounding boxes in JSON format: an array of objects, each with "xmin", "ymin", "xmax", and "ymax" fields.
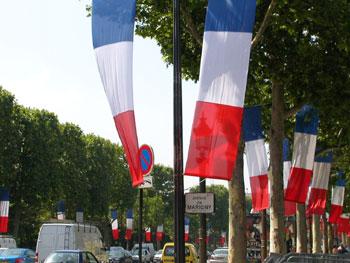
[
  {"xmin": 156, "ymin": 225, "xmax": 164, "ymax": 241},
  {"xmin": 92, "ymin": 0, "xmax": 143, "ymax": 187},
  {"xmin": 184, "ymin": 217, "xmax": 190, "ymax": 242},
  {"xmin": 185, "ymin": 0, "xmax": 257, "ymax": 180},
  {"xmin": 145, "ymin": 227, "xmax": 151, "ymax": 242},
  {"xmin": 243, "ymin": 106, "xmax": 269, "ymax": 211},
  {"xmin": 57, "ymin": 200, "xmax": 65, "ymax": 220},
  {"xmin": 0, "ymin": 189, "xmax": 9, "ymax": 233},
  {"xmin": 219, "ymin": 231, "xmax": 226, "ymax": 247},
  {"xmin": 307, "ymin": 152, "xmax": 332, "ymax": 215},
  {"xmin": 111, "ymin": 209, "xmax": 119, "ymax": 240},
  {"xmin": 76, "ymin": 207, "xmax": 84, "ymax": 223},
  {"xmin": 283, "ymin": 139, "xmax": 296, "ymax": 216},
  {"xmin": 337, "ymin": 214, "xmax": 350, "ymax": 234},
  {"xmin": 329, "ymin": 171, "xmax": 345, "ymax": 223},
  {"xmin": 125, "ymin": 209, "xmax": 133, "ymax": 240},
  {"xmin": 285, "ymin": 105, "xmax": 319, "ymax": 203}
]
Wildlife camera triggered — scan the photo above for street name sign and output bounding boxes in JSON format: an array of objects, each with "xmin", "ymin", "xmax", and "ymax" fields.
[{"xmin": 185, "ymin": 193, "xmax": 215, "ymax": 214}]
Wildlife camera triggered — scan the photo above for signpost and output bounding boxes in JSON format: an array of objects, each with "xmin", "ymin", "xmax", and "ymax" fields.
[{"xmin": 185, "ymin": 193, "xmax": 215, "ymax": 214}]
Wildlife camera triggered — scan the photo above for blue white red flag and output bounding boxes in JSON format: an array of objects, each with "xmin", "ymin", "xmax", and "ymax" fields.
[
  {"xmin": 0, "ymin": 189, "xmax": 9, "ymax": 233},
  {"xmin": 111, "ymin": 209, "xmax": 119, "ymax": 240},
  {"xmin": 243, "ymin": 106, "xmax": 269, "ymax": 211},
  {"xmin": 57, "ymin": 200, "xmax": 65, "ymax": 220},
  {"xmin": 145, "ymin": 227, "xmax": 151, "ymax": 242},
  {"xmin": 156, "ymin": 225, "xmax": 164, "ymax": 241},
  {"xmin": 219, "ymin": 231, "xmax": 226, "ymax": 247},
  {"xmin": 184, "ymin": 217, "xmax": 190, "ymax": 242},
  {"xmin": 285, "ymin": 105, "xmax": 319, "ymax": 203},
  {"xmin": 329, "ymin": 171, "xmax": 345, "ymax": 223},
  {"xmin": 185, "ymin": 0, "xmax": 256, "ymax": 180},
  {"xmin": 92, "ymin": 0, "xmax": 143, "ymax": 187},
  {"xmin": 283, "ymin": 139, "xmax": 296, "ymax": 216},
  {"xmin": 307, "ymin": 152, "xmax": 332, "ymax": 215},
  {"xmin": 337, "ymin": 214, "xmax": 350, "ymax": 233},
  {"xmin": 125, "ymin": 209, "xmax": 133, "ymax": 240}
]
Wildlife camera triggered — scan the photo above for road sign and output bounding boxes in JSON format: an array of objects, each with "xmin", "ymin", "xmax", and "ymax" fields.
[
  {"xmin": 139, "ymin": 144, "xmax": 154, "ymax": 176},
  {"xmin": 185, "ymin": 193, "xmax": 215, "ymax": 214},
  {"xmin": 138, "ymin": 175, "xmax": 153, "ymax": 189}
]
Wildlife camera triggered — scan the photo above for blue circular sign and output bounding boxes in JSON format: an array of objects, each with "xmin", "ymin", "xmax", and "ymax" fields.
[{"xmin": 139, "ymin": 144, "xmax": 154, "ymax": 176}]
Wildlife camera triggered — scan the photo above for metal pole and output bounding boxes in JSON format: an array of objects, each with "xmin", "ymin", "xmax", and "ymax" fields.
[
  {"xmin": 261, "ymin": 210, "xmax": 267, "ymax": 261},
  {"xmin": 139, "ymin": 189, "xmax": 143, "ymax": 263},
  {"xmin": 199, "ymin": 178, "xmax": 206, "ymax": 263},
  {"xmin": 173, "ymin": 0, "xmax": 185, "ymax": 262}
]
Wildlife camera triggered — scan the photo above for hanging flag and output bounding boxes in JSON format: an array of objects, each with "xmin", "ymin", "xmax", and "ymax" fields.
[
  {"xmin": 145, "ymin": 227, "xmax": 151, "ymax": 242},
  {"xmin": 285, "ymin": 105, "xmax": 319, "ymax": 203},
  {"xmin": 283, "ymin": 139, "xmax": 296, "ymax": 216},
  {"xmin": 57, "ymin": 200, "xmax": 65, "ymax": 220},
  {"xmin": 156, "ymin": 225, "xmax": 164, "ymax": 241},
  {"xmin": 92, "ymin": 0, "xmax": 143, "ymax": 187},
  {"xmin": 329, "ymin": 171, "xmax": 345, "ymax": 223},
  {"xmin": 219, "ymin": 231, "xmax": 226, "ymax": 247},
  {"xmin": 243, "ymin": 106, "xmax": 269, "ymax": 211},
  {"xmin": 0, "ymin": 189, "xmax": 9, "ymax": 233},
  {"xmin": 184, "ymin": 217, "xmax": 190, "ymax": 242},
  {"xmin": 337, "ymin": 214, "xmax": 350, "ymax": 233},
  {"xmin": 111, "ymin": 209, "xmax": 119, "ymax": 240},
  {"xmin": 125, "ymin": 209, "xmax": 133, "ymax": 240},
  {"xmin": 76, "ymin": 207, "xmax": 84, "ymax": 223},
  {"xmin": 307, "ymin": 152, "xmax": 332, "ymax": 215},
  {"xmin": 185, "ymin": 0, "xmax": 257, "ymax": 180}
]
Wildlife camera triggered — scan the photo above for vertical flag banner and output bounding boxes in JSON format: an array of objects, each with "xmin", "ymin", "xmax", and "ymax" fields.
[
  {"xmin": 76, "ymin": 207, "xmax": 84, "ymax": 223},
  {"xmin": 185, "ymin": 0, "xmax": 257, "ymax": 180},
  {"xmin": 307, "ymin": 152, "xmax": 332, "ymax": 215},
  {"xmin": 125, "ymin": 209, "xmax": 133, "ymax": 240},
  {"xmin": 219, "ymin": 231, "xmax": 226, "ymax": 247},
  {"xmin": 184, "ymin": 217, "xmax": 190, "ymax": 242},
  {"xmin": 285, "ymin": 105, "xmax": 319, "ymax": 203},
  {"xmin": 0, "ymin": 189, "xmax": 9, "ymax": 233},
  {"xmin": 283, "ymin": 139, "xmax": 296, "ymax": 216},
  {"xmin": 92, "ymin": 0, "xmax": 143, "ymax": 187},
  {"xmin": 111, "ymin": 209, "xmax": 119, "ymax": 240},
  {"xmin": 329, "ymin": 171, "xmax": 345, "ymax": 223},
  {"xmin": 57, "ymin": 200, "xmax": 65, "ymax": 220},
  {"xmin": 145, "ymin": 227, "xmax": 151, "ymax": 242},
  {"xmin": 243, "ymin": 106, "xmax": 269, "ymax": 211},
  {"xmin": 156, "ymin": 225, "xmax": 164, "ymax": 241},
  {"xmin": 337, "ymin": 214, "xmax": 350, "ymax": 234}
]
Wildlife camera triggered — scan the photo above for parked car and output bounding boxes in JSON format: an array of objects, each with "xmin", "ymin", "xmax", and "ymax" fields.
[
  {"xmin": 151, "ymin": 250, "xmax": 162, "ymax": 263},
  {"xmin": 208, "ymin": 248, "xmax": 228, "ymax": 263},
  {"xmin": 0, "ymin": 235, "xmax": 17, "ymax": 249},
  {"xmin": 161, "ymin": 243, "xmax": 198, "ymax": 263},
  {"xmin": 44, "ymin": 250, "xmax": 99, "ymax": 263},
  {"xmin": 130, "ymin": 244, "xmax": 154, "ymax": 261},
  {"xmin": 131, "ymin": 249, "xmax": 151, "ymax": 263},
  {"xmin": 108, "ymin": 249, "xmax": 132, "ymax": 263},
  {"xmin": 0, "ymin": 248, "xmax": 8, "ymax": 256},
  {"xmin": 0, "ymin": 248, "xmax": 35, "ymax": 263}
]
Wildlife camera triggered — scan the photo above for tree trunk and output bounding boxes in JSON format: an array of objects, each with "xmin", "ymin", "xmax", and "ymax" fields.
[
  {"xmin": 309, "ymin": 217, "xmax": 313, "ymax": 253},
  {"xmin": 328, "ymin": 224, "xmax": 334, "ymax": 252},
  {"xmin": 269, "ymin": 79, "xmax": 286, "ymax": 254},
  {"xmin": 12, "ymin": 204, "xmax": 21, "ymax": 238},
  {"xmin": 228, "ymin": 144, "xmax": 246, "ymax": 263},
  {"xmin": 312, "ymin": 215, "xmax": 321, "ymax": 253},
  {"xmin": 296, "ymin": 204, "xmax": 307, "ymax": 253},
  {"xmin": 323, "ymin": 215, "xmax": 328, "ymax": 253}
]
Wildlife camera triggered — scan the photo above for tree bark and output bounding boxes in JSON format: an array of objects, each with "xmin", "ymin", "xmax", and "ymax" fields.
[
  {"xmin": 323, "ymin": 215, "xmax": 329, "ymax": 253},
  {"xmin": 312, "ymin": 215, "xmax": 321, "ymax": 253},
  {"xmin": 12, "ymin": 204, "xmax": 21, "ymax": 238},
  {"xmin": 328, "ymin": 224, "xmax": 334, "ymax": 252},
  {"xmin": 296, "ymin": 204, "xmax": 307, "ymax": 253},
  {"xmin": 269, "ymin": 79, "xmax": 286, "ymax": 254},
  {"xmin": 309, "ymin": 217, "xmax": 313, "ymax": 253},
  {"xmin": 228, "ymin": 143, "xmax": 246, "ymax": 263}
]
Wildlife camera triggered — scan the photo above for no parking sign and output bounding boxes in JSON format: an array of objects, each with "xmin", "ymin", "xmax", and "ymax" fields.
[{"xmin": 138, "ymin": 144, "xmax": 154, "ymax": 188}]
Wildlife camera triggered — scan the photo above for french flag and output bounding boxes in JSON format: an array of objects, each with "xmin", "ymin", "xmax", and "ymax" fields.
[
  {"xmin": 185, "ymin": 0, "xmax": 256, "ymax": 180},
  {"xmin": 156, "ymin": 225, "xmax": 164, "ymax": 241},
  {"xmin": 0, "ymin": 189, "xmax": 9, "ymax": 233},
  {"xmin": 329, "ymin": 171, "xmax": 345, "ymax": 223},
  {"xmin": 283, "ymin": 139, "xmax": 296, "ymax": 216},
  {"xmin": 92, "ymin": 0, "xmax": 143, "ymax": 187},
  {"xmin": 125, "ymin": 209, "xmax": 133, "ymax": 240},
  {"xmin": 111, "ymin": 209, "xmax": 119, "ymax": 240},
  {"xmin": 219, "ymin": 232, "xmax": 226, "ymax": 247},
  {"xmin": 337, "ymin": 214, "xmax": 350, "ymax": 234},
  {"xmin": 145, "ymin": 227, "xmax": 151, "ymax": 242},
  {"xmin": 307, "ymin": 152, "xmax": 332, "ymax": 215},
  {"xmin": 285, "ymin": 105, "xmax": 319, "ymax": 203},
  {"xmin": 184, "ymin": 217, "xmax": 190, "ymax": 242},
  {"xmin": 57, "ymin": 200, "xmax": 65, "ymax": 220},
  {"xmin": 243, "ymin": 106, "xmax": 269, "ymax": 211}
]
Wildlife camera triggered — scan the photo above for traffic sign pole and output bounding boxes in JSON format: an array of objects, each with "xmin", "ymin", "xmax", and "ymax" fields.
[{"xmin": 138, "ymin": 189, "xmax": 143, "ymax": 263}]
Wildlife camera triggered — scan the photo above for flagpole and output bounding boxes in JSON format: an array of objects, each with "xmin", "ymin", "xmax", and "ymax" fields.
[
  {"xmin": 138, "ymin": 189, "xmax": 143, "ymax": 263},
  {"xmin": 173, "ymin": 0, "xmax": 185, "ymax": 262}
]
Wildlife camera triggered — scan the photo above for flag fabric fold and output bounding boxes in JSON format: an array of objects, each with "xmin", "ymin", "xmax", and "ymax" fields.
[
  {"xmin": 92, "ymin": 0, "xmax": 143, "ymax": 187},
  {"xmin": 329, "ymin": 171, "xmax": 345, "ymax": 223},
  {"xmin": 185, "ymin": 0, "xmax": 256, "ymax": 180},
  {"xmin": 285, "ymin": 105, "xmax": 319, "ymax": 203},
  {"xmin": 125, "ymin": 209, "xmax": 133, "ymax": 240},
  {"xmin": 283, "ymin": 139, "xmax": 296, "ymax": 216},
  {"xmin": 156, "ymin": 225, "xmax": 164, "ymax": 241},
  {"xmin": 145, "ymin": 227, "xmax": 151, "ymax": 242},
  {"xmin": 307, "ymin": 152, "xmax": 332, "ymax": 215},
  {"xmin": 184, "ymin": 217, "xmax": 190, "ymax": 242},
  {"xmin": 0, "ymin": 189, "xmax": 9, "ymax": 233},
  {"xmin": 243, "ymin": 106, "xmax": 269, "ymax": 211},
  {"xmin": 337, "ymin": 214, "xmax": 350, "ymax": 234},
  {"xmin": 111, "ymin": 209, "xmax": 119, "ymax": 240}
]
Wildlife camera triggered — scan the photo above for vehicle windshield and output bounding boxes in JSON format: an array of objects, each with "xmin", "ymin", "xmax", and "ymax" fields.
[
  {"xmin": 213, "ymin": 249, "xmax": 228, "ymax": 255},
  {"xmin": 109, "ymin": 251, "xmax": 123, "ymax": 258},
  {"xmin": 132, "ymin": 249, "xmax": 147, "ymax": 256},
  {"xmin": 44, "ymin": 252, "xmax": 79, "ymax": 263},
  {"xmin": 1, "ymin": 249, "xmax": 25, "ymax": 256},
  {"xmin": 164, "ymin": 246, "xmax": 190, "ymax": 257}
]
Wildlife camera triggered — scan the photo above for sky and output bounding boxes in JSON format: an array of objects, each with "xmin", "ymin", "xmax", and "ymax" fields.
[{"xmin": 0, "ymin": 0, "xmax": 253, "ymax": 192}]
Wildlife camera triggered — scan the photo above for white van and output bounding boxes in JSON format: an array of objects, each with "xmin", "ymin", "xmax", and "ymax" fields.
[
  {"xmin": 35, "ymin": 223, "xmax": 107, "ymax": 263},
  {"xmin": 0, "ymin": 235, "xmax": 17, "ymax": 248}
]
